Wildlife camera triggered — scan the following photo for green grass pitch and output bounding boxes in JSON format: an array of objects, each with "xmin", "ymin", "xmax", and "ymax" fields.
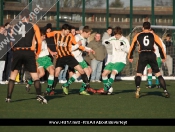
[{"xmin": 0, "ymin": 80, "xmax": 175, "ymax": 131}]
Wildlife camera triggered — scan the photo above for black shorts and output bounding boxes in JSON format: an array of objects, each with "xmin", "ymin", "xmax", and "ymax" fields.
[
  {"xmin": 11, "ymin": 50, "xmax": 37, "ymax": 72},
  {"xmin": 137, "ymin": 52, "xmax": 160, "ymax": 74},
  {"xmin": 68, "ymin": 66, "xmax": 75, "ymax": 73},
  {"xmin": 56, "ymin": 55, "xmax": 79, "ymax": 69}
]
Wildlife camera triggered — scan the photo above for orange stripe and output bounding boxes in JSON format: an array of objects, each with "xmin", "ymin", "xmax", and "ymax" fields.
[
  {"xmin": 128, "ymin": 33, "xmax": 139, "ymax": 59},
  {"xmin": 33, "ymin": 24, "xmax": 41, "ymax": 55}
]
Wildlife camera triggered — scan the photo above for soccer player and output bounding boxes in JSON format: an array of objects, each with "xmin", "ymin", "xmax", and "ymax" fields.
[
  {"xmin": 128, "ymin": 22, "xmax": 170, "ymax": 98},
  {"xmin": 96, "ymin": 26, "xmax": 130, "ymax": 94},
  {"xmin": 46, "ymin": 24, "xmax": 94, "ymax": 95},
  {"xmin": 25, "ymin": 29, "xmax": 57, "ymax": 96},
  {"xmin": 5, "ymin": 9, "xmax": 47, "ymax": 104},
  {"xmin": 68, "ymin": 26, "xmax": 96, "ymax": 95},
  {"xmin": 146, "ymin": 29, "xmax": 166, "ymax": 89}
]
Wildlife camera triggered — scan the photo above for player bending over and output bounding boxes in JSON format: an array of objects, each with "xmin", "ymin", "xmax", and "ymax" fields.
[
  {"xmin": 96, "ymin": 26, "xmax": 130, "ymax": 94},
  {"xmin": 25, "ymin": 29, "xmax": 57, "ymax": 96}
]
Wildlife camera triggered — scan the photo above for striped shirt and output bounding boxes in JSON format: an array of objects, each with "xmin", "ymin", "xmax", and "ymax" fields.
[
  {"xmin": 47, "ymin": 31, "xmax": 85, "ymax": 58},
  {"xmin": 128, "ymin": 30, "xmax": 166, "ymax": 60}
]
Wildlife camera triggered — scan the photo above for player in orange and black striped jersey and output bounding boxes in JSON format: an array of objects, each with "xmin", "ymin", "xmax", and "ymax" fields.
[
  {"xmin": 5, "ymin": 9, "xmax": 47, "ymax": 104},
  {"xmin": 128, "ymin": 22, "xmax": 170, "ymax": 98},
  {"xmin": 46, "ymin": 24, "xmax": 95, "ymax": 95}
]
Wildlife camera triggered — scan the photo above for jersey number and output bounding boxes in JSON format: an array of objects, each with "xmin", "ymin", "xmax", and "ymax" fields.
[
  {"xmin": 18, "ymin": 25, "xmax": 26, "ymax": 37},
  {"xmin": 143, "ymin": 36, "xmax": 149, "ymax": 46}
]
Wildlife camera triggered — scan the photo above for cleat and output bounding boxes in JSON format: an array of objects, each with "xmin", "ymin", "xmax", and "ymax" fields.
[
  {"xmin": 156, "ymin": 85, "xmax": 161, "ymax": 89},
  {"xmin": 79, "ymin": 91, "xmax": 90, "ymax": 95},
  {"xmin": 96, "ymin": 88, "xmax": 107, "ymax": 94},
  {"xmin": 86, "ymin": 87, "xmax": 96, "ymax": 93},
  {"xmin": 135, "ymin": 87, "xmax": 140, "ymax": 98},
  {"xmin": 146, "ymin": 85, "xmax": 151, "ymax": 89},
  {"xmin": 62, "ymin": 85, "xmax": 69, "ymax": 95},
  {"xmin": 25, "ymin": 84, "xmax": 31, "ymax": 92},
  {"xmin": 5, "ymin": 98, "xmax": 11, "ymax": 103},
  {"xmin": 164, "ymin": 92, "xmax": 170, "ymax": 98},
  {"xmin": 49, "ymin": 90, "xmax": 55, "ymax": 96},
  {"xmin": 37, "ymin": 95, "xmax": 47, "ymax": 104}
]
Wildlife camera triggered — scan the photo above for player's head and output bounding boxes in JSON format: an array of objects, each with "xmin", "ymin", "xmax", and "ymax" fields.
[
  {"xmin": 82, "ymin": 26, "xmax": 92, "ymax": 39},
  {"xmin": 70, "ymin": 25, "xmax": 76, "ymax": 36},
  {"xmin": 20, "ymin": 9, "xmax": 30, "ymax": 19},
  {"xmin": 113, "ymin": 26, "xmax": 122, "ymax": 39},
  {"xmin": 79, "ymin": 26, "xmax": 84, "ymax": 34},
  {"xmin": 143, "ymin": 22, "xmax": 151, "ymax": 30},
  {"xmin": 61, "ymin": 24, "xmax": 71, "ymax": 36},
  {"xmin": 45, "ymin": 23, "xmax": 52, "ymax": 33},
  {"xmin": 106, "ymin": 27, "xmax": 113, "ymax": 35}
]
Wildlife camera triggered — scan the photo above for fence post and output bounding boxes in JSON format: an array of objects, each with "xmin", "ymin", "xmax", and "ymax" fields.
[
  {"xmin": 56, "ymin": 0, "xmax": 59, "ymax": 30},
  {"xmin": 82, "ymin": 0, "xmax": 85, "ymax": 26},
  {"xmin": 151, "ymin": 0, "xmax": 155, "ymax": 25},
  {"xmin": 106, "ymin": 0, "xmax": 109, "ymax": 28},
  {"xmin": 0, "ymin": 0, "xmax": 4, "ymax": 26}
]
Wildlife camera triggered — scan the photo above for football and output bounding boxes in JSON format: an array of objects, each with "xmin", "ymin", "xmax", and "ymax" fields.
[{"xmin": 108, "ymin": 87, "xmax": 113, "ymax": 95}]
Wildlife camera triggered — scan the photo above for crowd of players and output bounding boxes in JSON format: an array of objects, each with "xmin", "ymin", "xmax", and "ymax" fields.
[{"xmin": 0, "ymin": 9, "xmax": 171, "ymax": 104}]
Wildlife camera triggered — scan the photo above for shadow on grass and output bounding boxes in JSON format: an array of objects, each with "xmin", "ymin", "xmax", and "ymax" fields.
[
  {"xmin": 13, "ymin": 97, "xmax": 37, "ymax": 102},
  {"xmin": 140, "ymin": 91, "xmax": 164, "ymax": 98},
  {"xmin": 113, "ymin": 90, "xmax": 135, "ymax": 95},
  {"xmin": 145, "ymin": 84, "xmax": 171, "ymax": 89}
]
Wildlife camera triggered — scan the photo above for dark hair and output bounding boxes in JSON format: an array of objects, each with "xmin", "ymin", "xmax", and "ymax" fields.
[
  {"xmin": 20, "ymin": 9, "xmax": 30, "ymax": 18},
  {"xmin": 82, "ymin": 26, "xmax": 92, "ymax": 33},
  {"xmin": 61, "ymin": 24, "xmax": 71, "ymax": 30},
  {"xmin": 4, "ymin": 22, "xmax": 10, "ymax": 27},
  {"xmin": 107, "ymin": 27, "xmax": 113, "ymax": 30},
  {"xmin": 40, "ymin": 28, "xmax": 46, "ymax": 36},
  {"xmin": 143, "ymin": 22, "xmax": 151, "ymax": 29},
  {"xmin": 166, "ymin": 33, "xmax": 171, "ymax": 37},
  {"xmin": 113, "ymin": 26, "xmax": 122, "ymax": 35},
  {"xmin": 46, "ymin": 23, "xmax": 52, "ymax": 30},
  {"xmin": 70, "ymin": 25, "xmax": 76, "ymax": 30}
]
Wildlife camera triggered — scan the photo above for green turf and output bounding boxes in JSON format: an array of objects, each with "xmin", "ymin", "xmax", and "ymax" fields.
[{"xmin": 0, "ymin": 81, "xmax": 175, "ymax": 131}]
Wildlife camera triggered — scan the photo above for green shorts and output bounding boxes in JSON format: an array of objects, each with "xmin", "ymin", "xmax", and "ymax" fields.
[
  {"xmin": 79, "ymin": 60, "xmax": 88, "ymax": 69},
  {"xmin": 73, "ymin": 60, "xmax": 88, "ymax": 72},
  {"xmin": 104, "ymin": 62, "xmax": 126, "ymax": 72},
  {"xmin": 37, "ymin": 56, "xmax": 53, "ymax": 69},
  {"xmin": 147, "ymin": 57, "xmax": 162, "ymax": 69}
]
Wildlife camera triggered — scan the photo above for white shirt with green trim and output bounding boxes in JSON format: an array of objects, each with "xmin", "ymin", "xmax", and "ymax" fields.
[
  {"xmin": 38, "ymin": 40, "xmax": 49, "ymax": 57},
  {"xmin": 71, "ymin": 34, "xmax": 91, "ymax": 62},
  {"xmin": 154, "ymin": 37, "xmax": 166, "ymax": 58},
  {"xmin": 104, "ymin": 36, "xmax": 130, "ymax": 64}
]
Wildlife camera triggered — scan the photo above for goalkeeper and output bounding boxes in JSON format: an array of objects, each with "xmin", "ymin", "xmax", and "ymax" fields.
[{"xmin": 96, "ymin": 26, "xmax": 130, "ymax": 94}]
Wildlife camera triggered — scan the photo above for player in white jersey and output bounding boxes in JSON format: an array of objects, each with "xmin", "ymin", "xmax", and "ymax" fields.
[
  {"xmin": 96, "ymin": 26, "xmax": 130, "ymax": 94},
  {"xmin": 63, "ymin": 26, "xmax": 96, "ymax": 95},
  {"xmin": 146, "ymin": 29, "xmax": 166, "ymax": 88},
  {"xmin": 26, "ymin": 29, "xmax": 57, "ymax": 95}
]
